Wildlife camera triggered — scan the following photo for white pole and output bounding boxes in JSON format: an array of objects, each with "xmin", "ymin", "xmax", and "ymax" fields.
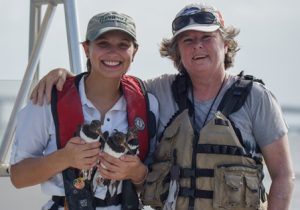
[
  {"xmin": 64, "ymin": 0, "xmax": 83, "ymax": 74},
  {"xmin": 0, "ymin": 4, "xmax": 57, "ymax": 163}
]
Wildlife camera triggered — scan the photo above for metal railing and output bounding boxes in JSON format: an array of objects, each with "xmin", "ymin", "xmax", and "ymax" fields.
[{"xmin": 0, "ymin": 0, "xmax": 83, "ymax": 176}]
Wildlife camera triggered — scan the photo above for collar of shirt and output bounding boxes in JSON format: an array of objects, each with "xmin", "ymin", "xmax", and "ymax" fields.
[
  {"xmin": 78, "ymin": 76, "xmax": 126, "ymax": 110},
  {"xmin": 78, "ymin": 75, "xmax": 126, "ymax": 121}
]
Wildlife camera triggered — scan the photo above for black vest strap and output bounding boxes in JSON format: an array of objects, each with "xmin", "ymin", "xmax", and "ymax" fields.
[
  {"xmin": 178, "ymin": 187, "xmax": 213, "ymax": 199},
  {"xmin": 49, "ymin": 196, "xmax": 64, "ymax": 210},
  {"xmin": 197, "ymin": 144, "xmax": 249, "ymax": 157},
  {"xmin": 49, "ymin": 195, "xmax": 122, "ymax": 209},
  {"xmin": 180, "ymin": 168, "xmax": 214, "ymax": 178},
  {"xmin": 218, "ymin": 79, "xmax": 252, "ymax": 117},
  {"xmin": 171, "ymin": 72, "xmax": 194, "ymax": 115},
  {"xmin": 218, "ymin": 71, "xmax": 264, "ymax": 117},
  {"xmin": 171, "ymin": 73, "xmax": 189, "ymax": 112},
  {"xmin": 94, "ymin": 194, "xmax": 122, "ymax": 207}
]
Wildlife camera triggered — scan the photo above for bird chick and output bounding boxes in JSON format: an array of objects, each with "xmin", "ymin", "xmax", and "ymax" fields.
[
  {"xmin": 79, "ymin": 120, "xmax": 102, "ymax": 143},
  {"xmin": 77, "ymin": 120, "xmax": 102, "ymax": 181},
  {"xmin": 126, "ymin": 126, "xmax": 139, "ymax": 155},
  {"xmin": 93, "ymin": 128, "xmax": 139, "ymax": 196}
]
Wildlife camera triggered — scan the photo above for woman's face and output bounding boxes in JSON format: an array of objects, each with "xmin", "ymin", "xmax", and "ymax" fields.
[
  {"xmin": 177, "ymin": 30, "xmax": 227, "ymax": 77},
  {"xmin": 83, "ymin": 30, "xmax": 137, "ymax": 79}
]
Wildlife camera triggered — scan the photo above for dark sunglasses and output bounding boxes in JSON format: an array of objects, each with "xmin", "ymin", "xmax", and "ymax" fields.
[{"xmin": 172, "ymin": 11, "xmax": 217, "ymax": 33}]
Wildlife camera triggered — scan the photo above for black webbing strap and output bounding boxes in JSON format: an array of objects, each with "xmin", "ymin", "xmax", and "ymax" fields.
[
  {"xmin": 171, "ymin": 72, "xmax": 194, "ymax": 116},
  {"xmin": 197, "ymin": 144, "xmax": 249, "ymax": 157},
  {"xmin": 94, "ymin": 194, "xmax": 122, "ymax": 207},
  {"xmin": 49, "ymin": 194, "xmax": 122, "ymax": 209},
  {"xmin": 218, "ymin": 78, "xmax": 253, "ymax": 117},
  {"xmin": 160, "ymin": 191, "xmax": 169, "ymax": 204},
  {"xmin": 218, "ymin": 71, "xmax": 265, "ymax": 117},
  {"xmin": 180, "ymin": 168, "xmax": 214, "ymax": 178},
  {"xmin": 178, "ymin": 187, "xmax": 213, "ymax": 199},
  {"xmin": 171, "ymin": 73, "xmax": 189, "ymax": 112},
  {"xmin": 49, "ymin": 196, "xmax": 64, "ymax": 210}
]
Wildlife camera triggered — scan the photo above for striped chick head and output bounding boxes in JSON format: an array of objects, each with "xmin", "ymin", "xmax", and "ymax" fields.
[{"xmin": 80, "ymin": 120, "xmax": 102, "ymax": 143}]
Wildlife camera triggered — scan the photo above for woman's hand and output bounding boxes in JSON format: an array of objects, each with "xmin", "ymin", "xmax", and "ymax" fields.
[
  {"xmin": 63, "ymin": 137, "xmax": 101, "ymax": 170},
  {"xmin": 30, "ymin": 68, "xmax": 74, "ymax": 105},
  {"xmin": 98, "ymin": 152, "xmax": 147, "ymax": 183}
]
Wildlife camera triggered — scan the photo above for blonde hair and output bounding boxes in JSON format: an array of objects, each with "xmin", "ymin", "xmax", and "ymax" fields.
[{"xmin": 160, "ymin": 26, "xmax": 240, "ymax": 72}]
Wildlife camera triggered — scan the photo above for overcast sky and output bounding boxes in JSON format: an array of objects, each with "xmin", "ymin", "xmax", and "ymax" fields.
[{"xmin": 1, "ymin": 0, "xmax": 300, "ymax": 107}]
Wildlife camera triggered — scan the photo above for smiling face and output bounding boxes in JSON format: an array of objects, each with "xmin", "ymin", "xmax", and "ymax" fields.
[
  {"xmin": 177, "ymin": 30, "xmax": 227, "ymax": 78},
  {"xmin": 83, "ymin": 30, "xmax": 138, "ymax": 80}
]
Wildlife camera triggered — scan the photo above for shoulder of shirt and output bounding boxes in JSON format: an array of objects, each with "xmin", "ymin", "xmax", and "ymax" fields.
[
  {"xmin": 17, "ymin": 99, "xmax": 51, "ymax": 123},
  {"xmin": 147, "ymin": 92, "xmax": 159, "ymax": 111},
  {"xmin": 144, "ymin": 73, "xmax": 177, "ymax": 85},
  {"xmin": 22, "ymin": 98, "xmax": 51, "ymax": 111}
]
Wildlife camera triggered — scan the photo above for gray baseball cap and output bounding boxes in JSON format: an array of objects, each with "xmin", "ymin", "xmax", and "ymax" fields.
[{"xmin": 85, "ymin": 11, "xmax": 136, "ymax": 41}]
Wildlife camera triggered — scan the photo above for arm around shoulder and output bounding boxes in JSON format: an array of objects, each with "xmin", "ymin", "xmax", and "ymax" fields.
[{"xmin": 30, "ymin": 68, "xmax": 74, "ymax": 105}]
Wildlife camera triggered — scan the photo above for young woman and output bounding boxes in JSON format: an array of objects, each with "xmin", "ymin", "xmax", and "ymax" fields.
[{"xmin": 10, "ymin": 11, "xmax": 158, "ymax": 210}]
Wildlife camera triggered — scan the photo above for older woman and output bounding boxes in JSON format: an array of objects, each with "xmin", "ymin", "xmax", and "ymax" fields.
[{"xmin": 30, "ymin": 3, "xmax": 294, "ymax": 210}]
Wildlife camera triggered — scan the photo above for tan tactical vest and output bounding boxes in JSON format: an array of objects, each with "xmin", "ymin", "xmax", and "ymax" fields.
[{"xmin": 142, "ymin": 109, "xmax": 267, "ymax": 210}]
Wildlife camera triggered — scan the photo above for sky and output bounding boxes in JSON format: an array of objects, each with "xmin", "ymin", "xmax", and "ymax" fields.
[{"xmin": 0, "ymin": 0, "xmax": 300, "ymax": 107}]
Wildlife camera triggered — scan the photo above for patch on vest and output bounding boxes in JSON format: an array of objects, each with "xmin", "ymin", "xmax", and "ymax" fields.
[
  {"xmin": 134, "ymin": 117, "xmax": 145, "ymax": 130},
  {"xmin": 79, "ymin": 199, "xmax": 88, "ymax": 207}
]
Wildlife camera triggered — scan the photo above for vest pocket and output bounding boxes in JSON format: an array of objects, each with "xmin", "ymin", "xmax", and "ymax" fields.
[
  {"xmin": 245, "ymin": 176, "xmax": 260, "ymax": 208},
  {"xmin": 224, "ymin": 174, "xmax": 243, "ymax": 206},
  {"xmin": 141, "ymin": 161, "xmax": 172, "ymax": 208},
  {"xmin": 214, "ymin": 163, "xmax": 261, "ymax": 209}
]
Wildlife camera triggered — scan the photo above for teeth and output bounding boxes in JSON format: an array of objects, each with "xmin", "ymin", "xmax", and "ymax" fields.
[
  {"xmin": 103, "ymin": 60, "xmax": 120, "ymax": 66},
  {"xmin": 194, "ymin": 55, "xmax": 206, "ymax": 60}
]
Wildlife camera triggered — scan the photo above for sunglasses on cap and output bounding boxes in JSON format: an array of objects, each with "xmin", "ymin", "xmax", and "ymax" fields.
[{"xmin": 172, "ymin": 11, "xmax": 217, "ymax": 34}]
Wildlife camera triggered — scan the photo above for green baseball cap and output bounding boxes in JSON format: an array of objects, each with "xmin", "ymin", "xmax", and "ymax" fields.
[{"xmin": 85, "ymin": 11, "xmax": 137, "ymax": 41}]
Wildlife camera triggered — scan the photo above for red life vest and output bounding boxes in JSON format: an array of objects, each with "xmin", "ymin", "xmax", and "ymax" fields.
[{"xmin": 51, "ymin": 73, "xmax": 150, "ymax": 161}]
